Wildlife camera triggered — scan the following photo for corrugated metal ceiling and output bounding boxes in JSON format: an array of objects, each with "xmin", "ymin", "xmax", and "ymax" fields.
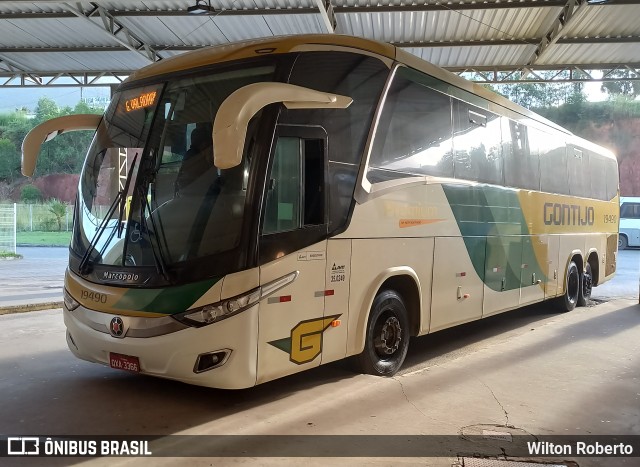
[{"xmin": 0, "ymin": 0, "xmax": 638, "ymax": 83}]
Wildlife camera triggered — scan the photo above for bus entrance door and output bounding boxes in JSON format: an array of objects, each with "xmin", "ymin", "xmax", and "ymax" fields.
[
  {"xmin": 257, "ymin": 241, "xmax": 328, "ymax": 384},
  {"xmin": 256, "ymin": 127, "xmax": 331, "ymax": 384}
]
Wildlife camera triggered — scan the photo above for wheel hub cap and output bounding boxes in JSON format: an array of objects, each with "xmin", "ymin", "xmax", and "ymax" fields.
[{"xmin": 379, "ymin": 317, "xmax": 402, "ymax": 355}]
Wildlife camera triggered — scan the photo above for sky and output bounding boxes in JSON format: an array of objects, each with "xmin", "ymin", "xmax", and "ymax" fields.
[
  {"xmin": 0, "ymin": 87, "xmax": 112, "ymax": 113},
  {"xmin": 583, "ymin": 78, "xmax": 608, "ymax": 102}
]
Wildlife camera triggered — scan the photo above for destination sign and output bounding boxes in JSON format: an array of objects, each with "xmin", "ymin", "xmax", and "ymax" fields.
[{"xmin": 125, "ymin": 91, "xmax": 157, "ymax": 112}]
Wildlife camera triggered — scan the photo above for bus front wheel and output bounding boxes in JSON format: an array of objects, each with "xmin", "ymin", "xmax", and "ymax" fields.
[
  {"xmin": 556, "ymin": 261, "xmax": 580, "ymax": 312},
  {"xmin": 356, "ymin": 290, "xmax": 409, "ymax": 377}
]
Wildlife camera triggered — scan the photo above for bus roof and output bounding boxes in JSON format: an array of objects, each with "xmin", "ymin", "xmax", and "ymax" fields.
[
  {"xmin": 126, "ymin": 34, "xmax": 396, "ymax": 83},
  {"xmin": 125, "ymin": 34, "xmax": 616, "ymax": 162}
]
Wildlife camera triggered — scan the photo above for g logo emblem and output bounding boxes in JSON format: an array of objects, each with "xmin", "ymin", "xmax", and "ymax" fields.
[
  {"xmin": 110, "ymin": 317, "xmax": 125, "ymax": 338},
  {"xmin": 268, "ymin": 315, "xmax": 341, "ymax": 364}
]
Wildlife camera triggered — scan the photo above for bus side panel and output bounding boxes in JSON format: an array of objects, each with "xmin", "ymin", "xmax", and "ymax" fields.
[
  {"xmin": 545, "ymin": 235, "xmax": 561, "ymax": 298},
  {"xmin": 519, "ymin": 235, "xmax": 547, "ymax": 306},
  {"xmin": 339, "ymin": 184, "xmax": 459, "ymax": 240},
  {"xmin": 347, "ymin": 238, "xmax": 434, "ymax": 357},
  {"xmin": 430, "ymin": 237, "xmax": 484, "ymax": 332},
  {"xmin": 558, "ymin": 236, "xmax": 583, "ymax": 295},
  {"xmin": 605, "ymin": 233, "xmax": 617, "ymax": 279},
  {"xmin": 483, "ymin": 236, "xmax": 522, "ymax": 317},
  {"xmin": 583, "ymin": 233, "xmax": 603, "ymax": 281},
  {"xmin": 322, "ymin": 239, "xmax": 352, "ymax": 365}
]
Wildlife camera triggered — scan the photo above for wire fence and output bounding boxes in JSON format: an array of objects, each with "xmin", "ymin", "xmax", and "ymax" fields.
[
  {"xmin": 15, "ymin": 203, "xmax": 74, "ymax": 232},
  {"xmin": 0, "ymin": 204, "xmax": 17, "ymax": 254}
]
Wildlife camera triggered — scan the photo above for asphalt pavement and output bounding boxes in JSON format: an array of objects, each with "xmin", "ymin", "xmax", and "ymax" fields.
[
  {"xmin": 0, "ymin": 247, "xmax": 67, "ymax": 311},
  {"xmin": 0, "ymin": 250, "xmax": 638, "ymax": 466}
]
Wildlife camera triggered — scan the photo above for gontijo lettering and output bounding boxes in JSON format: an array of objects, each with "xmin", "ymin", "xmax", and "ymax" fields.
[
  {"xmin": 125, "ymin": 91, "xmax": 157, "ymax": 112},
  {"xmin": 544, "ymin": 202, "xmax": 595, "ymax": 226}
]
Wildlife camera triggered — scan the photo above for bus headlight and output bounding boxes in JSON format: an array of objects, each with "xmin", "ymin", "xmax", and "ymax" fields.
[
  {"xmin": 64, "ymin": 288, "xmax": 80, "ymax": 311},
  {"xmin": 174, "ymin": 288, "xmax": 261, "ymax": 327},
  {"xmin": 173, "ymin": 271, "xmax": 298, "ymax": 327}
]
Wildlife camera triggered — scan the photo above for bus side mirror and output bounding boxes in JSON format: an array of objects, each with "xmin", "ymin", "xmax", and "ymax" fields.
[
  {"xmin": 213, "ymin": 82, "xmax": 352, "ymax": 169},
  {"xmin": 22, "ymin": 114, "xmax": 102, "ymax": 177}
]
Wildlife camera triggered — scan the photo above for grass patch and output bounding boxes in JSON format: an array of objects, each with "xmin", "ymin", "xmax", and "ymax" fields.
[
  {"xmin": 0, "ymin": 252, "xmax": 22, "ymax": 259},
  {"xmin": 17, "ymin": 231, "xmax": 71, "ymax": 247}
]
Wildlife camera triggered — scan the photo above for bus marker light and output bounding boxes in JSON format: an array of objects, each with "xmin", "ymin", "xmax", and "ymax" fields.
[
  {"xmin": 279, "ymin": 296, "xmax": 291, "ymax": 303},
  {"xmin": 456, "ymin": 272, "xmax": 466, "ymax": 277},
  {"xmin": 463, "ymin": 294, "xmax": 470, "ymax": 299},
  {"xmin": 315, "ymin": 290, "xmax": 335, "ymax": 297},
  {"xmin": 330, "ymin": 320, "xmax": 341, "ymax": 327}
]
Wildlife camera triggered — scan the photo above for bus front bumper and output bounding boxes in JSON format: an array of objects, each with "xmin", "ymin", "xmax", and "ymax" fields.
[{"xmin": 63, "ymin": 304, "xmax": 259, "ymax": 389}]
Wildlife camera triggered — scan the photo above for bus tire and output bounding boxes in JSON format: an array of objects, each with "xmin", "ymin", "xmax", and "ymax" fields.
[
  {"xmin": 619, "ymin": 235, "xmax": 628, "ymax": 250},
  {"xmin": 356, "ymin": 290, "xmax": 409, "ymax": 377},
  {"xmin": 577, "ymin": 262, "xmax": 593, "ymax": 307},
  {"xmin": 556, "ymin": 261, "xmax": 580, "ymax": 312}
]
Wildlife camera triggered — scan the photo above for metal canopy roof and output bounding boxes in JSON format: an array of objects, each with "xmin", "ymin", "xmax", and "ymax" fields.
[{"xmin": 0, "ymin": 0, "xmax": 639, "ymax": 86}]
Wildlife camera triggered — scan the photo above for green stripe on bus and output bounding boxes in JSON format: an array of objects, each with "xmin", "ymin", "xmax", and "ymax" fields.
[
  {"xmin": 113, "ymin": 278, "xmax": 220, "ymax": 315},
  {"xmin": 442, "ymin": 184, "xmax": 547, "ymax": 291}
]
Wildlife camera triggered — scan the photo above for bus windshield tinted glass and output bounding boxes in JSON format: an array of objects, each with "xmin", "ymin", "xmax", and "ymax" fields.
[{"xmin": 72, "ymin": 63, "xmax": 276, "ymax": 275}]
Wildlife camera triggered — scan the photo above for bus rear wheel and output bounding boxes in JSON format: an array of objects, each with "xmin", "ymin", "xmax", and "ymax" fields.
[
  {"xmin": 578, "ymin": 262, "xmax": 593, "ymax": 307},
  {"xmin": 356, "ymin": 290, "xmax": 409, "ymax": 377},
  {"xmin": 556, "ymin": 261, "xmax": 580, "ymax": 312}
]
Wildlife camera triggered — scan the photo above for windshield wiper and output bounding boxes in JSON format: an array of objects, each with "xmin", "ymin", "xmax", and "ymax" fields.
[
  {"xmin": 117, "ymin": 153, "xmax": 138, "ymax": 238},
  {"xmin": 79, "ymin": 153, "xmax": 139, "ymax": 275},
  {"xmin": 137, "ymin": 186, "xmax": 170, "ymax": 282}
]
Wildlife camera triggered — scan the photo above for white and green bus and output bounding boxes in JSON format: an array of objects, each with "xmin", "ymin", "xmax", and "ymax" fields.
[
  {"xmin": 619, "ymin": 197, "xmax": 640, "ymax": 249},
  {"xmin": 23, "ymin": 35, "xmax": 619, "ymax": 389}
]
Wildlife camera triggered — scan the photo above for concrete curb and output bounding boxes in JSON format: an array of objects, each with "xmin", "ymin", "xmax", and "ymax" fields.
[
  {"xmin": 0, "ymin": 302, "xmax": 63, "ymax": 315},
  {"xmin": 16, "ymin": 245, "xmax": 69, "ymax": 248}
]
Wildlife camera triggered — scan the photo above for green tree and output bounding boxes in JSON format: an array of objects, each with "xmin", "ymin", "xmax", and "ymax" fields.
[
  {"xmin": 29, "ymin": 98, "xmax": 103, "ymax": 177},
  {"xmin": 21, "ymin": 184, "xmax": 42, "ymax": 203},
  {"xmin": 0, "ymin": 98, "xmax": 106, "ymax": 182},
  {"xmin": 48, "ymin": 199, "xmax": 68, "ymax": 231},
  {"xmin": 0, "ymin": 138, "xmax": 19, "ymax": 181},
  {"xmin": 74, "ymin": 100, "xmax": 94, "ymax": 114},
  {"xmin": 34, "ymin": 97, "xmax": 60, "ymax": 124},
  {"xmin": 601, "ymin": 70, "xmax": 640, "ymax": 99},
  {"xmin": 0, "ymin": 110, "xmax": 31, "ymax": 182},
  {"xmin": 492, "ymin": 72, "xmax": 585, "ymax": 110}
]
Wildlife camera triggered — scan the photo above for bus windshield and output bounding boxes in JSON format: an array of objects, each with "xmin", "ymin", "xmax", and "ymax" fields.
[{"xmin": 71, "ymin": 62, "xmax": 276, "ymax": 282}]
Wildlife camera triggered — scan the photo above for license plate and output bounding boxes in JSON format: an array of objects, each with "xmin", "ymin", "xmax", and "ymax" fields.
[{"xmin": 109, "ymin": 353, "xmax": 140, "ymax": 373}]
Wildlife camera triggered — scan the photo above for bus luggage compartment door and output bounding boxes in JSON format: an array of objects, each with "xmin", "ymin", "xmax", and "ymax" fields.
[
  {"xmin": 483, "ymin": 236, "xmax": 522, "ymax": 317},
  {"xmin": 519, "ymin": 235, "xmax": 547, "ymax": 305},
  {"xmin": 430, "ymin": 237, "xmax": 484, "ymax": 332}
]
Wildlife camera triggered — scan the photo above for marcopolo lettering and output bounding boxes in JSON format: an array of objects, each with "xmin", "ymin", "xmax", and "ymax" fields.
[
  {"xmin": 102, "ymin": 272, "xmax": 140, "ymax": 282},
  {"xmin": 544, "ymin": 203, "xmax": 595, "ymax": 226}
]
